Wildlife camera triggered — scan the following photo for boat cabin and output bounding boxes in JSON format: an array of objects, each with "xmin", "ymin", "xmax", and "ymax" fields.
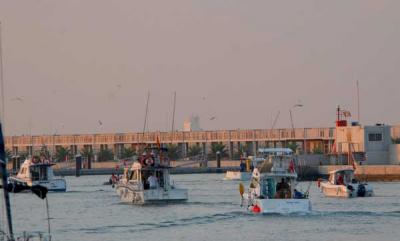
[
  {"xmin": 123, "ymin": 162, "xmax": 171, "ymax": 191},
  {"xmin": 259, "ymin": 173, "xmax": 298, "ymax": 199},
  {"xmin": 17, "ymin": 159, "xmax": 55, "ymax": 182},
  {"xmin": 328, "ymin": 168, "xmax": 355, "ymax": 185}
]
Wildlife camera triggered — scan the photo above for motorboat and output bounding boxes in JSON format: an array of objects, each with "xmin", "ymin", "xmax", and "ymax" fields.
[
  {"xmin": 240, "ymin": 150, "xmax": 311, "ymax": 214},
  {"xmin": 116, "ymin": 147, "xmax": 188, "ymax": 204},
  {"xmin": 225, "ymin": 148, "xmax": 294, "ymax": 181},
  {"xmin": 8, "ymin": 158, "xmax": 67, "ymax": 192},
  {"xmin": 319, "ymin": 168, "xmax": 373, "ymax": 198}
]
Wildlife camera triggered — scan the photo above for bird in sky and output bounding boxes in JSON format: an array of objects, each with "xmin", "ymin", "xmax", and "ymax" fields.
[{"xmin": 98, "ymin": 120, "xmax": 103, "ymax": 126}]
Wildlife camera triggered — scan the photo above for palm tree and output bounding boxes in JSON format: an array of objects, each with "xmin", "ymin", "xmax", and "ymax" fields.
[
  {"xmin": 120, "ymin": 147, "xmax": 136, "ymax": 159},
  {"xmin": 39, "ymin": 145, "xmax": 51, "ymax": 160},
  {"xmin": 188, "ymin": 145, "xmax": 202, "ymax": 157},
  {"xmin": 210, "ymin": 142, "xmax": 227, "ymax": 159},
  {"xmin": 80, "ymin": 146, "xmax": 94, "ymax": 159},
  {"xmin": 97, "ymin": 148, "xmax": 114, "ymax": 162},
  {"xmin": 55, "ymin": 146, "xmax": 71, "ymax": 162},
  {"xmin": 166, "ymin": 144, "xmax": 180, "ymax": 160}
]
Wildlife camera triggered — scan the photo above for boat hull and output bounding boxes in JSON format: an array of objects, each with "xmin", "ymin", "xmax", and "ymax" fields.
[
  {"xmin": 320, "ymin": 182, "xmax": 373, "ymax": 198},
  {"xmin": 8, "ymin": 177, "xmax": 67, "ymax": 192},
  {"xmin": 249, "ymin": 198, "xmax": 312, "ymax": 214},
  {"xmin": 224, "ymin": 171, "xmax": 251, "ymax": 181},
  {"xmin": 116, "ymin": 184, "xmax": 188, "ymax": 204}
]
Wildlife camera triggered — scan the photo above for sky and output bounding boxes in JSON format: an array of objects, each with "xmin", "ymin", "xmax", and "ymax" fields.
[{"xmin": 0, "ymin": 0, "xmax": 399, "ymax": 136}]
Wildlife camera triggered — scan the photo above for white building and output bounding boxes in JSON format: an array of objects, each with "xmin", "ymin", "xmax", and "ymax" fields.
[
  {"xmin": 336, "ymin": 124, "xmax": 396, "ymax": 164},
  {"xmin": 183, "ymin": 115, "xmax": 202, "ymax": 132}
]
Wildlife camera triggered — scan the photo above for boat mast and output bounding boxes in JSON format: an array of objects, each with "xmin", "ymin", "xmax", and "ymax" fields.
[
  {"xmin": 0, "ymin": 20, "xmax": 14, "ymax": 241},
  {"xmin": 141, "ymin": 91, "xmax": 150, "ymax": 148},
  {"xmin": 171, "ymin": 91, "xmax": 176, "ymax": 141}
]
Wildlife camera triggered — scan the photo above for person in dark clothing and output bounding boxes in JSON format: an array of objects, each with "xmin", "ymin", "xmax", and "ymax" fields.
[
  {"xmin": 276, "ymin": 178, "xmax": 290, "ymax": 198},
  {"xmin": 240, "ymin": 161, "xmax": 246, "ymax": 172}
]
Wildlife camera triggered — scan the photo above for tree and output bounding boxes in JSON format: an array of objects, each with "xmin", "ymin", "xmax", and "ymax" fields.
[
  {"xmin": 97, "ymin": 148, "xmax": 114, "ymax": 162},
  {"xmin": 80, "ymin": 146, "xmax": 94, "ymax": 159},
  {"xmin": 188, "ymin": 145, "xmax": 202, "ymax": 157},
  {"xmin": 39, "ymin": 145, "xmax": 51, "ymax": 160},
  {"xmin": 166, "ymin": 144, "xmax": 180, "ymax": 160},
  {"xmin": 120, "ymin": 147, "xmax": 136, "ymax": 159},
  {"xmin": 312, "ymin": 145, "xmax": 323, "ymax": 154},
  {"xmin": 55, "ymin": 146, "xmax": 71, "ymax": 162},
  {"xmin": 392, "ymin": 138, "xmax": 400, "ymax": 144},
  {"xmin": 286, "ymin": 142, "xmax": 298, "ymax": 152},
  {"xmin": 210, "ymin": 142, "xmax": 227, "ymax": 159}
]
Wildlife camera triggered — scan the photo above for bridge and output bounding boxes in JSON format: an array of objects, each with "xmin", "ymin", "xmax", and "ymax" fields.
[{"xmin": 5, "ymin": 127, "xmax": 336, "ymax": 159}]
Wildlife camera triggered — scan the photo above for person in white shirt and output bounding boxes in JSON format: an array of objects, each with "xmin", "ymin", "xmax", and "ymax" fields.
[{"xmin": 147, "ymin": 174, "xmax": 158, "ymax": 189}]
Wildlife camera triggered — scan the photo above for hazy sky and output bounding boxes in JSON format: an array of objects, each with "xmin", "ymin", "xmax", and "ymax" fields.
[{"xmin": 0, "ymin": 0, "xmax": 399, "ymax": 135}]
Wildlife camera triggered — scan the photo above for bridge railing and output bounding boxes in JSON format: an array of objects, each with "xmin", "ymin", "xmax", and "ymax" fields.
[{"xmin": 5, "ymin": 127, "xmax": 335, "ymax": 147}]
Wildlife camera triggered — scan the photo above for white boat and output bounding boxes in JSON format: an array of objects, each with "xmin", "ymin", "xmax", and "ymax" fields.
[
  {"xmin": 319, "ymin": 168, "xmax": 373, "ymax": 198},
  {"xmin": 241, "ymin": 150, "xmax": 311, "ymax": 214},
  {"xmin": 116, "ymin": 147, "xmax": 188, "ymax": 204},
  {"xmin": 8, "ymin": 159, "xmax": 67, "ymax": 192},
  {"xmin": 224, "ymin": 171, "xmax": 251, "ymax": 181},
  {"xmin": 225, "ymin": 148, "xmax": 294, "ymax": 181}
]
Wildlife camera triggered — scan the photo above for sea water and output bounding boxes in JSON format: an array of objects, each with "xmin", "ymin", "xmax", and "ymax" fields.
[{"xmin": 8, "ymin": 174, "xmax": 400, "ymax": 241}]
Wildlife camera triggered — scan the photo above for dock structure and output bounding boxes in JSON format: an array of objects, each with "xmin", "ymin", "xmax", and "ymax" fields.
[{"xmin": 5, "ymin": 127, "xmax": 335, "ymax": 159}]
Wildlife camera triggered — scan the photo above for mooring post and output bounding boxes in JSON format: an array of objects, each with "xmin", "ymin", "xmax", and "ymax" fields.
[{"xmin": 75, "ymin": 154, "xmax": 82, "ymax": 177}]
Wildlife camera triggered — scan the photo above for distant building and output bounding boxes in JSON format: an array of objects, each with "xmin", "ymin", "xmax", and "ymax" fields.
[
  {"xmin": 335, "ymin": 124, "xmax": 394, "ymax": 164},
  {"xmin": 183, "ymin": 115, "xmax": 202, "ymax": 132}
]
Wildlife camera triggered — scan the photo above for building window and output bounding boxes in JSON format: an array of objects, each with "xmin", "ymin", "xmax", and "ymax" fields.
[{"xmin": 368, "ymin": 133, "xmax": 382, "ymax": 142}]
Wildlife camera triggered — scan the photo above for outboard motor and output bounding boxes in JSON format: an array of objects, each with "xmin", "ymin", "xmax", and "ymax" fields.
[{"xmin": 357, "ymin": 184, "xmax": 366, "ymax": 197}]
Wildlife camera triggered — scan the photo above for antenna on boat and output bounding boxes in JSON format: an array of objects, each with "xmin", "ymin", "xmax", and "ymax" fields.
[
  {"xmin": 356, "ymin": 80, "xmax": 360, "ymax": 123},
  {"xmin": 142, "ymin": 91, "xmax": 150, "ymax": 134},
  {"xmin": 171, "ymin": 91, "xmax": 176, "ymax": 143}
]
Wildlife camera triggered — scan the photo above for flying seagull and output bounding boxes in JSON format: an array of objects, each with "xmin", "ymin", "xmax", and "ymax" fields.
[{"xmin": 98, "ymin": 120, "xmax": 103, "ymax": 125}]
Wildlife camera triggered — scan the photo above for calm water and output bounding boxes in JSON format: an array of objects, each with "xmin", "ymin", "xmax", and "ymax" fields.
[{"xmin": 7, "ymin": 174, "xmax": 400, "ymax": 241}]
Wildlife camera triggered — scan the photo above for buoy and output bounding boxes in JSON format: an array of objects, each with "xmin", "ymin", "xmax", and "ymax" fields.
[{"xmin": 252, "ymin": 204, "xmax": 261, "ymax": 213}]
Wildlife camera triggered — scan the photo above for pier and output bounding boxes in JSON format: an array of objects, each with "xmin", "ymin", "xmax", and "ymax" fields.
[{"xmin": 5, "ymin": 127, "xmax": 335, "ymax": 158}]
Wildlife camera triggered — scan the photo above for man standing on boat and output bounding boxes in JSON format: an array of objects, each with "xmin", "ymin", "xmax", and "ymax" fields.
[{"xmin": 147, "ymin": 174, "xmax": 158, "ymax": 189}]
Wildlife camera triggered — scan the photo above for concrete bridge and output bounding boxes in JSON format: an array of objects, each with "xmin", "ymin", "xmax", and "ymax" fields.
[{"xmin": 5, "ymin": 127, "xmax": 335, "ymax": 159}]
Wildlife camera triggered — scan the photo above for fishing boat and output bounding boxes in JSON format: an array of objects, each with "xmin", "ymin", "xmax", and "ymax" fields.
[
  {"xmin": 240, "ymin": 149, "xmax": 311, "ymax": 214},
  {"xmin": 224, "ymin": 148, "xmax": 293, "ymax": 181},
  {"xmin": 8, "ymin": 158, "xmax": 67, "ymax": 192},
  {"xmin": 116, "ymin": 147, "xmax": 188, "ymax": 204},
  {"xmin": 0, "ymin": 127, "xmax": 51, "ymax": 240},
  {"xmin": 318, "ymin": 168, "xmax": 373, "ymax": 198}
]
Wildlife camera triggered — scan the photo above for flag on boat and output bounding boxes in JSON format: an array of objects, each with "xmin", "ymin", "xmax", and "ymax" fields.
[{"xmin": 289, "ymin": 159, "xmax": 295, "ymax": 173}]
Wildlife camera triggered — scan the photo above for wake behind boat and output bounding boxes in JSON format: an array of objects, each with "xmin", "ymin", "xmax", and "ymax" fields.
[
  {"xmin": 240, "ymin": 149, "xmax": 311, "ymax": 214},
  {"xmin": 116, "ymin": 147, "xmax": 188, "ymax": 204},
  {"xmin": 8, "ymin": 158, "xmax": 67, "ymax": 192}
]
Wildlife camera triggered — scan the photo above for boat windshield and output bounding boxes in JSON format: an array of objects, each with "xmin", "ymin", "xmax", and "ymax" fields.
[{"xmin": 30, "ymin": 165, "xmax": 48, "ymax": 181}]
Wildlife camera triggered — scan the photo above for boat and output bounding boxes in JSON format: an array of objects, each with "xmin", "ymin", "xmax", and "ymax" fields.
[
  {"xmin": 240, "ymin": 149, "xmax": 311, "ymax": 214},
  {"xmin": 8, "ymin": 158, "xmax": 67, "ymax": 192},
  {"xmin": 116, "ymin": 147, "xmax": 188, "ymax": 204},
  {"xmin": 224, "ymin": 148, "xmax": 293, "ymax": 181},
  {"xmin": 0, "ymin": 123, "xmax": 51, "ymax": 241},
  {"xmin": 225, "ymin": 170, "xmax": 251, "ymax": 181},
  {"xmin": 319, "ymin": 168, "xmax": 373, "ymax": 198}
]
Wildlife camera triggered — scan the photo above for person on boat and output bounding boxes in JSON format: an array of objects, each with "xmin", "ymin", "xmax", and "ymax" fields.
[
  {"xmin": 276, "ymin": 178, "xmax": 290, "ymax": 199},
  {"xmin": 294, "ymin": 189, "xmax": 304, "ymax": 199},
  {"xmin": 337, "ymin": 174, "xmax": 344, "ymax": 185},
  {"xmin": 147, "ymin": 174, "xmax": 158, "ymax": 189},
  {"xmin": 240, "ymin": 160, "xmax": 246, "ymax": 172}
]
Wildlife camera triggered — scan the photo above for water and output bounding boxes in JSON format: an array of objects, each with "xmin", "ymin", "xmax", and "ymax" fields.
[{"xmin": 8, "ymin": 174, "xmax": 400, "ymax": 241}]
